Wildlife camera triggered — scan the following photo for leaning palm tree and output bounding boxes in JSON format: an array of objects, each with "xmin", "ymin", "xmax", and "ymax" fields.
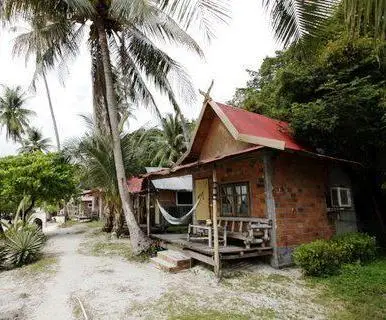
[
  {"xmin": 2, "ymin": 0, "xmax": 229, "ymax": 253},
  {"xmin": 12, "ymin": 15, "xmax": 85, "ymax": 151},
  {"xmin": 0, "ymin": 85, "xmax": 35, "ymax": 142},
  {"xmin": 18, "ymin": 127, "xmax": 52, "ymax": 153}
]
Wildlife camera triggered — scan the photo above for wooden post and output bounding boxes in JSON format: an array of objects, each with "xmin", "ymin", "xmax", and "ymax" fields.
[
  {"xmin": 98, "ymin": 194, "xmax": 103, "ymax": 220},
  {"xmin": 146, "ymin": 183, "xmax": 151, "ymax": 236},
  {"xmin": 212, "ymin": 168, "xmax": 220, "ymax": 277},
  {"xmin": 263, "ymin": 152, "xmax": 278, "ymax": 268}
]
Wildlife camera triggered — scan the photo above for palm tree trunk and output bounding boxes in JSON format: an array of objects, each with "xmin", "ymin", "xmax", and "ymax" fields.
[
  {"xmin": 42, "ymin": 73, "xmax": 60, "ymax": 151},
  {"xmin": 171, "ymin": 100, "xmax": 190, "ymax": 146},
  {"xmin": 96, "ymin": 21, "xmax": 151, "ymax": 254}
]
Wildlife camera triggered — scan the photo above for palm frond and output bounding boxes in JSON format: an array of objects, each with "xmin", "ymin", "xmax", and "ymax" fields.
[
  {"xmin": 121, "ymin": 28, "xmax": 195, "ymax": 104},
  {"xmin": 158, "ymin": 0, "xmax": 231, "ymax": 41},
  {"xmin": 263, "ymin": 0, "xmax": 337, "ymax": 47},
  {"xmin": 132, "ymin": 5, "xmax": 203, "ymax": 57},
  {"xmin": 0, "ymin": 86, "xmax": 34, "ymax": 142}
]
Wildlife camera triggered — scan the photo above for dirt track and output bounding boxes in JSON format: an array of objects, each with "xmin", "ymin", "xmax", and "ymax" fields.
[{"xmin": 0, "ymin": 224, "xmax": 329, "ymax": 320}]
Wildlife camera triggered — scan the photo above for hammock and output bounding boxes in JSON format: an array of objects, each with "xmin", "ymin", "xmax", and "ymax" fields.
[{"xmin": 156, "ymin": 198, "xmax": 201, "ymax": 225}]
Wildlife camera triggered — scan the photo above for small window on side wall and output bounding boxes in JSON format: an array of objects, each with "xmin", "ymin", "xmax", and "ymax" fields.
[{"xmin": 330, "ymin": 187, "xmax": 352, "ymax": 207}]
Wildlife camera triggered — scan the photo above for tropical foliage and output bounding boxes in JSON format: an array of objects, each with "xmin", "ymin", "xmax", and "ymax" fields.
[
  {"xmin": 65, "ymin": 117, "xmax": 141, "ymax": 234},
  {"xmin": 0, "ymin": 152, "xmax": 79, "ymax": 216},
  {"xmin": 0, "ymin": 198, "xmax": 47, "ymax": 268},
  {"xmin": 293, "ymin": 232, "xmax": 377, "ymax": 276},
  {"xmin": 231, "ymin": 11, "xmax": 386, "ymax": 241},
  {"xmin": 18, "ymin": 127, "xmax": 52, "ymax": 153},
  {"xmin": 12, "ymin": 16, "xmax": 66, "ymax": 150},
  {"xmin": 0, "ymin": 86, "xmax": 35, "ymax": 142},
  {"xmin": 139, "ymin": 113, "xmax": 188, "ymax": 167},
  {"xmin": 1, "ymin": 216, "xmax": 46, "ymax": 268},
  {"xmin": 231, "ymin": 13, "xmax": 386, "ymax": 166},
  {"xmin": 263, "ymin": 0, "xmax": 386, "ymax": 47}
]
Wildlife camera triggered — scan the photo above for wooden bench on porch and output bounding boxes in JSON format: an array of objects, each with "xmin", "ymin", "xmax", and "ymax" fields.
[{"xmin": 218, "ymin": 217, "xmax": 272, "ymax": 249}]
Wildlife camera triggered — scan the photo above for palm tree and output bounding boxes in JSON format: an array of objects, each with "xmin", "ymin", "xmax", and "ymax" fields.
[
  {"xmin": 0, "ymin": 85, "xmax": 35, "ymax": 142},
  {"xmin": 18, "ymin": 127, "xmax": 51, "ymax": 153},
  {"xmin": 141, "ymin": 113, "xmax": 187, "ymax": 167},
  {"xmin": 12, "ymin": 15, "xmax": 84, "ymax": 151},
  {"xmin": 263, "ymin": 0, "xmax": 385, "ymax": 47},
  {"xmin": 2, "ymin": 0, "xmax": 229, "ymax": 253},
  {"xmin": 65, "ymin": 116, "xmax": 141, "ymax": 234}
]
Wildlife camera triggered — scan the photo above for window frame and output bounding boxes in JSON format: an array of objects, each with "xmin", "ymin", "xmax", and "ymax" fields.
[
  {"xmin": 220, "ymin": 182, "xmax": 250, "ymax": 217},
  {"xmin": 175, "ymin": 191, "xmax": 193, "ymax": 207},
  {"xmin": 330, "ymin": 187, "xmax": 352, "ymax": 208}
]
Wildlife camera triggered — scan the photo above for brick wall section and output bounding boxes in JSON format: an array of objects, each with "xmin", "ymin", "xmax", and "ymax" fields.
[
  {"xmin": 192, "ymin": 156, "xmax": 266, "ymax": 218},
  {"xmin": 273, "ymin": 153, "xmax": 335, "ymax": 248}
]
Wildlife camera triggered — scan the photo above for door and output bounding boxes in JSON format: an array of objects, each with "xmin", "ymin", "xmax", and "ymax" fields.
[{"xmin": 195, "ymin": 178, "xmax": 210, "ymax": 221}]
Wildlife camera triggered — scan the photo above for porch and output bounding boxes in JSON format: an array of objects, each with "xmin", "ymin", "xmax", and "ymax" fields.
[{"xmin": 151, "ymin": 233, "xmax": 273, "ymax": 266}]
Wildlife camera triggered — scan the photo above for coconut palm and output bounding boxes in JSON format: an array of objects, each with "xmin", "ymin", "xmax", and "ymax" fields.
[
  {"xmin": 263, "ymin": 0, "xmax": 385, "ymax": 47},
  {"xmin": 18, "ymin": 127, "xmax": 52, "ymax": 153},
  {"xmin": 2, "ymin": 0, "xmax": 229, "ymax": 253},
  {"xmin": 12, "ymin": 15, "xmax": 86, "ymax": 151},
  {"xmin": 141, "ymin": 113, "xmax": 187, "ymax": 167},
  {"xmin": 0, "ymin": 85, "xmax": 35, "ymax": 142},
  {"xmin": 65, "ymin": 116, "xmax": 141, "ymax": 234}
]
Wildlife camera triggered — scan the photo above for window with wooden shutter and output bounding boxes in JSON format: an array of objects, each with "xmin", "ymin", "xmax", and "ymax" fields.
[{"xmin": 220, "ymin": 182, "xmax": 250, "ymax": 216}]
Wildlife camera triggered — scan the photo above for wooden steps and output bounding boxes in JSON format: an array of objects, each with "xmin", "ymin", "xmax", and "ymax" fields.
[{"xmin": 151, "ymin": 250, "xmax": 191, "ymax": 272}]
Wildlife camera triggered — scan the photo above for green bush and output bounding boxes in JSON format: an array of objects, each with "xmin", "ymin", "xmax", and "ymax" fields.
[
  {"xmin": 293, "ymin": 232, "xmax": 378, "ymax": 277},
  {"xmin": 333, "ymin": 232, "xmax": 377, "ymax": 264},
  {"xmin": 293, "ymin": 240, "xmax": 342, "ymax": 276}
]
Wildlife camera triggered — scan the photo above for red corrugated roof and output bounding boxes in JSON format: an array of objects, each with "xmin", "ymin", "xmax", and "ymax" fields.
[
  {"xmin": 127, "ymin": 177, "xmax": 145, "ymax": 193},
  {"xmin": 216, "ymin": 102, "xmax": 307, "ymax": 151}
]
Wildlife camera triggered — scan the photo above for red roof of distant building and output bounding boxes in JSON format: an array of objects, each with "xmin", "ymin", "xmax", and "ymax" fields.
[
  {"xmin": 216, "ymin": 102, "xmax": 307, "ymax": 151},
  {"xmin": 127, "ymin": 177, "xmax": 145, "ymax": 193}
]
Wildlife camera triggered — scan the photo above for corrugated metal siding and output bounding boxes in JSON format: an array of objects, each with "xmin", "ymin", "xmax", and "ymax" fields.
[{"xmin": 145, "ymin": 167, "xmax": 192, "ymax": 191}]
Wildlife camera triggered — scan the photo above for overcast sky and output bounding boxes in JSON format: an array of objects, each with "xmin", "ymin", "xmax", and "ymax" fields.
[{"xmin": 0, "ymin": 1, "xmax": 279, "ymax": 156}]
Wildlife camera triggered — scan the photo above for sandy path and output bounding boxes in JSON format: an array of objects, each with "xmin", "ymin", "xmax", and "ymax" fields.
[
  {"xmin": 28, "ymin": 225, "xmax": 165, "ymax": 320},
  {"xmin": 1, "ymin": 224, "xmax": 329, "ymax": 320}
]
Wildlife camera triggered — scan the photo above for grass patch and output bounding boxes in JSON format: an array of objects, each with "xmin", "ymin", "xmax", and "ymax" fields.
[
  {"xmin": 168, "ymin": 308, "xmax": 275, "ymax": 320},
  {"xmin": 19, "ymin": 255, "xmax": 58, "ymax": 276},
  {"xmin": 72, "ymin": 303, "xmax": 82, "ymax": 320},
  {"xmin": 87, "ymin": 240, "xmax": 149, "ymax": 262},
  {"xmin": 222, "ymin": 271, "xmax": 292, "ymax": 292},
  {"xmin": 311, "ymin": 257, "xmax": 386, "ymax": 319},
  {"xmin": 129, "ymin": 291, "xmax": 276, "ymax": 320},
  {"xmin": 85, "ymin": 220, "xmax": 104, "ymax": 229},
  {"xmin": 59, "ymin": 219, "xmax": 80, "ymax": 228}
]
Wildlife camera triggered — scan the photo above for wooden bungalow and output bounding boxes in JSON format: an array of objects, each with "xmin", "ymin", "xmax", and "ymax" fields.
[
  {"xmin": 144, "ymin": 99, "xmax": 359, "ymax": 275},
  {"xmin": 79, "ymin": 189, "xmax": 103, "ymax": 220},
  {"xmin": 127, "ymin": 168, "xmax": 193, "ymax": 233}
]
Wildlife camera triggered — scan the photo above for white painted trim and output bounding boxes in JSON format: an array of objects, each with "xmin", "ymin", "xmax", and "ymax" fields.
[
  {"xmin": 208, "ymin": 100, "xmax": 239, "ymax": 140},
  {"xmin": 209, "ymin": 101, "xmax": 285, "ymax": 150},
  {"xmin": 237, "ymin": 134, "xmax": 285, "ymax": 150}
]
